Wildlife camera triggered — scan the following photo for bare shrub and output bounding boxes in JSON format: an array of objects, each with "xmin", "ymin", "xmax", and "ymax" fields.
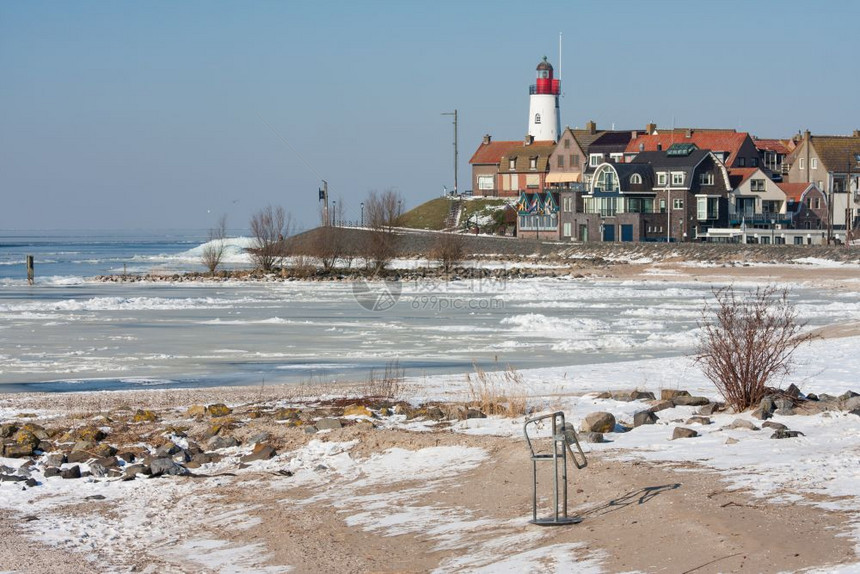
[
  {"xmin": 429, "ymin": 232, "xmax": 466, "ymax": 276},
  {"xmin": 466, "ymin": 362, "xmax": 528, "ymax": 417},
  {"xmin": 363, "ymin": 189, "xmax": 403, "ymax": 274},
  {"xmin": 364, "ymin": 360, "xmax": 405, "ymax": 400},
  {"xmin": 201, "ymin": 214, "xmax": 228, "ymax": 275},
  {"xmin": 249, "ymin": 205, "xmax": 293, "ymax": 272},
  {"xmin": 695, "ymin": 285, "xmax": 815, "ymax": 412}
]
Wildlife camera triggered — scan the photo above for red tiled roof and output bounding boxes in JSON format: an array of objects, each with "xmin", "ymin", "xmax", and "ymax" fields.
[
  {"xmin": 753, "ymin": 139, "xmax": 791, "ymax": 155},
  {"xmin": 626, "ymin": 130, "xmax": 749, "ymax": 165},
  {"xmin": 469, "ymin": 141, "xmax": 524, "ymax": 165},
  {"xmin": 777, "ymin": 182, "xmax": 816, "ymax": 202}
]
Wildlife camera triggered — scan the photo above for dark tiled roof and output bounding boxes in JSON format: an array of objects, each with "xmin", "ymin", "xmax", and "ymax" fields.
[
  {"xmin": 613, "ymin": 163, "xmax": 655, "ymax": 189},
  {"xmin": 469, "ymin": 140, "xmax": 523, "ymax": 165},
  {"xmin": 630, "ymin": 149, "xmax": 711, "ymax": 186},
  {"xmin": 810, "ymin": 136, "xmax": 860, "ymax": 173}
]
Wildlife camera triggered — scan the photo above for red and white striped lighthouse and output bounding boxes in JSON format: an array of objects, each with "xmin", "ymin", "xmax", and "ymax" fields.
[{"xmin": 528, "ymin": 56, "xmax": 561, "ymax": 142}]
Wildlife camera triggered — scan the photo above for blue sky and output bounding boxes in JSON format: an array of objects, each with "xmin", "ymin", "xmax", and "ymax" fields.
[{"xmin": 1, "ymin": 0, "xmax": 858, "ymax": 231}]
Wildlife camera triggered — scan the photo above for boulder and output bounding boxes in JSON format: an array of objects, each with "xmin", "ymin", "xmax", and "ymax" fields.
[
  {"xmin": 725, "ymin": 437, "xmax": 740, "ymax": 445},
  {"xmin": 771, "ymin": 429, "xmax": 805, "ymax": 439},
  {"xmin": 121, "ymin": 464, "xmax": 150, "ymax": 480},
  {"xmin": 241, "ymin": 443, "xmax": 277, "ymax": 463},
  {"xmin": 149, "ymin": 458, "xmax": 187, "ymax": 477},
  {"xmin": 762, "ymin": 421, "xmax": 788, "ymax": 431},
  {"xmin": 133, "ymin": 410, "xmax": 158, "ymax": 423},
  {"xmin": 94, "ymin": 456, "xmax": 119, "ymax": 468},
  {"xmin": 13, "ymin": 430, "xmax": 40, "ymax": 451},
  {"xmin": 580, "ymin": 432, "xmax": 605, "ymax": 443},
  {"xmin": 672, "ymin": 396, "xmax": 710, "ymax": 407},
  {"xmin": 581, "ymin": 412, "xmax": 616, "ymax": 434},
  {"xmin": 839, "ymin": 390, "xmax": 859, "ymax": 401},
  {"xmin": 0, "ymin": 424, "xmax": 18, "ymax": 438},
  {"xmin": 88, "ymin": 463, "xmax": 108, "ymax": 478},
  {"xmin": 155, "ymin": 443, "xmax": 181, "ymax": 458},
  {"xmin": 649, "ymin": 400, "xmax": 675, "ymax": 413},
  {"xmin": 274, "ymin": 408, "xmax": 300, "ymax": 421},
  {"xmin": 849, "ymin": 408, "xmax": 860, "ymax": 418},
  {"xmin": 247, "ymin": 433, "xmax": 270, "ymax": 445},
  {"xmin": 92, "ymin": 444, "xmax": 116, "ymax": 458},
  {"xmin": 697, "ymin": 403, "xmax": 722, "ymax": 416},
  {"xmin": 76, "ymin": 427, "xmax": 106, "ymax": 443},
  {"xmin": 785, "ymin": 384, "xmax": 801, "ymax": 398},
  {"xmin": 759, "ymin": 396, "xmax": 776, "ymax": 415},
  {"xmin": 186, "ymin": 405, "xmax": 207, "ymax": 417},
  {"xmin": 661, "ymin": 390, "xmax": 690, "ymax": 401},
  {"xmin": 43, "ymin": 467, "xmax": 61, "ymax": 478},
  {"xmin": 611, "ymin": 390, "xmax": 655, "ymax": 402},
  {"xmin": 774, "ymin": 398, "xmax": 795, "ymax": 416},
  {"xmin": 3, "ymin": 444, "xmax": 34, "ymax": 458},
  {"xmin": 750, "ymin": 407, "xmax": 771, "ymax": 421},
  {"xmin": 728, "ymin": 419, "xmax": 760, "ymax": 431},
  {"xmin": 43, "ymin": 453, "xmax": 66, "ymax": 467},
  {"xmin": 315, "ymin": 418, "xmax": 342, "ymax": 431},
  {"xmin": 61, "ymin": 465, "xmax": 82, "ymax": 479},
  {"xmin": 343, "ymin": 404, "xmax": 374, "ymax": 418},
  {"xmin": 207, "ymin": 436, "xmax": 239, "ymax": 450},
  {"xmin": 67, "ymin": 451, "xmax": 92, "ymax": 464},
  {"xmin": 206, "ymin": 404, "xmax": 232, "ymax": 417},
  {"xmin": 467, "ymin": 408, "xmax": 487, "ymax": 419},
  {"xmin": 672, "ymin": 427, "xmax": 698, "ymax": 440},
  {"xmin": 685, "ymin": 416, "xmax": 712, "ymax": 425},
  {"xmin": 633, "ymin": 410, "xmax": 658, "ymax": 427},
  {"xmin": 843, "ymin": 396, "xmax": 860, "ymax": 412}
]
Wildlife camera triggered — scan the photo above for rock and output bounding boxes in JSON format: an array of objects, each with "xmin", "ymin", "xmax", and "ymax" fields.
[
  {"xmin": 774, "ymin": 397, "xmax": 794, "ymax": 412},
  {"xmin": 304, "ymin": 426, "xmax": 318, "ymax": 435},
  {"xmin": 672, "ymin": 396, "xmax": 710, "ymax": 407},
  {"xmin": 839, "ymin": 391, "xmax": 859, "ymax": 401},
  {"xmin": 750, "ymin": 407, "xmax": 772, "ymax": 421},
  {"xmin": 149, "ymin": 458, "xmax": 187, "ymax": 477},
  {"xmin": 92, "ymin": 444, "xmax": 117, "ymax": 458},
  {"xmin": 728, "ymin": 419, "xmax": 760, "ymax": 431},
  {"xmin": 466, "ymin": 408, "xmax": 486, "ymax": 419},
  {"xmin": 592, "ymin": 392, "xmax": 612, "ymax": 399},
  {"xmin": 315, "ymin": 418, "xmax": 342, "ymax": 431},
  {"xmin": 121, "ymin": 464, "xmax": 149, "ymax": 480},
  {"xmin": 760, "ymin": 396, "xmax": 776, "ymax": 415},
  {"xmin": 43, "ymin": 467, "xmax": 61, "ymax": 478},
  {"xmin": 818, "ymin": 393, "xmax": 839, "ymax": 403},
  {"xmin": 419, "ymin": 406, "xmax": 446, "ymax": 420},
  {"xmin": 611, "ymin": 390, "xmax": 655, "ymax": 402},
  {"xmin": 0, "ymin": 424, "xmax": 18, "ymax": 438},
  {"xmin": 172, "ymin": 450, "xmax": 191, "ymax": 463},
  {"xmin": 117, "ymin": 451, "xmax": 136, "ymax": 463},
  {"xmin": 247, "ymin": 433, "xmax": 270, "ymax": 445},
  {"xmin": 661, "ymin": 389, "xmax": 690, "ymax": 401},
  {"xmin": 95, "ymin": 456, "xmax": 119, "ymax": 468},
  {"xmin": 762, "ymin": 421, "xmax": 788, "ymax": 431},
  {"xmin": 274, "ymin": 408, "xmax": 300, "ymax": 421},
  {"xmin": 806, "ymin": 393, "xmax": 819, "ymax": 401},
  {"xmin": 67, "ymin": 451, "xmax": 92, "ymax": 464},
  {"xmin": 186, "ymin": 405, "xmax": 207, "ymax": 417},
  {"xmin": 785, "ymin": 384, "xmax": 801, "ymax": 398},
  {"xmin": 0, "ymin": 474, "xmax": 27, "ymax": 483},
  {"xmin": 685, "ymin": 416, "xmax": 712, "ymax": 425},
  {"xmin": 88, "ymin": 463, "xmax": 108, "ymax": 478},
  {"xmin": 392, "ymin": 404, "xmax": 414, "ymax": 418},
  {"xmin": 771, "ymin": 429, "xmax": 805, "ymax": 439},
  {"xmin": 633, "ymin": 410, "xmax": 658, "ymax": 427},
  {"xmin": 848, "ymin": 408, "xmax": 860, "ymax": 417},
  {"xmin": 206, "ymin": 403, "xmax": 232, "ymax": 417},
  {"xmin": 72, "ymin": 440, "xmax": 95, "ymax": 453},
  {"xmin": 241, "ymin": 443, "xmax": 277, "ymax": 462},
  {"xmin": 580, "ymin": 432, "xmax": 605, "ymax": 443},
  {"xmin": 133, "ymin": 410, "xmax": 158, "ymax": 423},
  {"xmin": 725, "ymin": 437, "xmax": 739, "ymax": 445},
  {"xmin": 76, "ymin": 427, "xmax": 106, "ymax": 443},
  {"xmin": 843, "ymin": 396, "xmax": 860, "ymax": 412},
  {"xmin": 61, "ymin": 465, "xmax": 82, "ymax": 479},
  {"xmin": 207, "ymin": 436, "xmax": 239, "ymax": 450},
  {"xmin": 697, "ymin": 403, "xmax": 722, "ymax": 416},
  {"xmin": 13, "ymin": 429, "xmax": 40, "ymax": 450},
  {"xmin": 43, "ymin": 453, "xmax": 66, "ymax": 467},
  {"xmin": 649, "ymin": 400, "xmax": 675, "ymax": 413},
  {"xmin": 155, "ymin": 443, "xmax": 181, "ymax": 458},
  {"xmin": 343, "ymin": 404, "xmax": 374, "ymax": 418},
  {"xmin": 3, "ymin": 444, "xmax": 34, "ymax": 458},
  {"xmin": 672, "ymin": 427, "xmax": 698, "ymax": 440},
  {"xmin": 581, "ymin": 412, "xmax": 616, "ymax": 434}
]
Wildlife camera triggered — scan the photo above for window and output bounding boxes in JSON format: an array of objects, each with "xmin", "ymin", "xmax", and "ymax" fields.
[
  {"xmin": 799, "ymin": 158, "xmax": 805, "ymax": 170},
  {"xmin": 751, "ymin": 157, "xmax": 758, "ymax": 167},
  {"xmin": 563, "ymin": 139, "xmax": 570, "ymax": 149},
  {"xmin": 557, "ymin": 155, "xmax": 564, "ymax": 168},
  {"xmin": 535, "ymin": 113, "xmax": 541, "ymax": 125},
  {"xmin": 660, "ymin": 199, "xmax": 666, "ymax": 213},
  {"xmin": 671, "ymin": 172, "xmax": 684, "ymax": 186},
  {"xmin": 477, "ymin": 175, "xmax": 493, "ymax": 190},
  {"xmin": 750, "ymin": 179, "xmax": 766, "ymax": 192},
  {"xmin": 814, "ymin": 197, "xmax": 821, "ymax": 209},
  {"xmin": 563, "ymin": 222, "xmax": 572, "ymax": 237},
  {"xmin": 562, "ymin": 197, "xmax": 573, "ymax": 212},
  {"xmin": 699, "ymin": 172, "xmax": 714, "ymax": 185},
  {"xmin": 570, "ymin": 155, "xmax": 579, "ymax": 167},
  {"xmin": 696, "ymin": 197, "xmax": 719, "ymax": 220},
  {"xmin": 509, "ymin": 158, "xmax": 516, "ymax": 170},
  {"xmin": 610, "ymin": 153, "xmax": 623, "ymax": 163},
  {"xmin": 673, "ymin": 198, "xmax": 684, "ymax": 210},
  {"xmin": 589, "ymin": 154, "xmax": 603, "ymax": 167},
  {"xmin": 811, "ymin": 158, "xmax": 818, "ymax": 169},
  {"xmin": 593, "ymin": 166, "xmax": 619, "ymax": 192},
  {"xmin": 630, "ymin": 173, "xmax": 643, "ymax": 185},
  {"xmin": 657, "ymin": 172, "xmax": 668, "ymax": 186},
  {"xmin": 529, "ymin": 157, "xmax": 537, "ymax": 170},
  {"xmin": 738, "ymin": 158, "xmax": 746, "ymax": 167}
]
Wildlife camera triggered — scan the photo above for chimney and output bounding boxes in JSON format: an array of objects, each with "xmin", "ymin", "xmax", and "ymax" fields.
[
  {"xmin": 685, "ymin": 129, "xmax": 693, "ymax": 138},
  {"xmin": 630, "ymin": 130, "xmax": 638, "ymax": 139},
  {"xmin": 483, "ymin": 134, "xmax": 492, "ymax": 145},
  {"xmin": 854, "ymin": 129, "xmax": 860, "ymax": 138},
  {"xmin": 804, "ymin": 129, "xmax": 811, "ymax": 141},
  {"xmin": 524, "ymin": 134, "xmax": 534, "ymax": 146},
  {"xmin": 586, "ymin": 120, "xmax": 596, "ymax": 135},
  {"xmin": 646, "ymin": 122, "xmax": 657, "ymax": 135}
]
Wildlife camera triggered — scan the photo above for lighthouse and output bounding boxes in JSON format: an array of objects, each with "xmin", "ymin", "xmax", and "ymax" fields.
[{"xmin": 528, "ymin": 56, "xmax": 560, "ymax": 142}]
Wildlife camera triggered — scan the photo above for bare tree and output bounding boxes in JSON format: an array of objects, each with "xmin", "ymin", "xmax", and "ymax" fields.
[
  {"xmin": 429, "ymin": 232, "xmax": 466, "ymax": 276},
  {"xmin": 201, "ymin": 214, "xmax": 228, "ymax": 275},
  {"xmin": 694, "ymin": 286, "xmax": 815, "ymax": 412},
  {"xmin": 249, "ymin": 205, "xmax": 292, "ymax": 272},
  {"xmin": 363, "ymin": 189, "xmax": 403, "ymax": 274}
]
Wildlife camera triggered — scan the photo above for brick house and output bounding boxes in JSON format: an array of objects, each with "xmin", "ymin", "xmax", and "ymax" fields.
[
  {"xmin": 469, "ymin": 135, "xmax": 525, "ymax": 197},
  {"xmin": 778, "ymin": 182, "xmax": 828, "ymax": 232},
  {"xmin": 625, "ymin": 129, "xmax": 763, "ymax": 169}
]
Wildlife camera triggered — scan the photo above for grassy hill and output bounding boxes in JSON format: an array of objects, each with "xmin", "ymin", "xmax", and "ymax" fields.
[{"xmin": 399, "ymin": 197, "xmax": 510, "ymax": 231}]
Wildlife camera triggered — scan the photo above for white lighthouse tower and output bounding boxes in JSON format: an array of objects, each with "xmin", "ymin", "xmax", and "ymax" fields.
[{"xmin": 527, "ymin": 56, "xmax": 561, "ymax": 142}]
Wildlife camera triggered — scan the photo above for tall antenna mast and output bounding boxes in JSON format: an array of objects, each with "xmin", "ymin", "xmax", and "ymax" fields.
[{"xmin": 558, "ymin": 32, "xmax": 563, "ymax": 84}]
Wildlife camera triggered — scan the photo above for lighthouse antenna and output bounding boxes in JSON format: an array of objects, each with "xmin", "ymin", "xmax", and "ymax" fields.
[{"xmin": 558, "ymin": 32, "xmax": 562, "ymax": 82}]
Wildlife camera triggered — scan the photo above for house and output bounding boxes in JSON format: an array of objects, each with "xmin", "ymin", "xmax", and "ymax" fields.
[
  {"xmin": 469, "ymin": 135, "xmax": 527, "ymax": 197},
  {"xmin": 567, "ymin": 143, "xmax": 731, "ymax": 242},
  {"xmin": 726, "ymin": 168, "xmax": 789, "ymax": 229},
  {"xmin": 778, "ymin": 182, "xmax": 828, "ymax": 232},
  {"xmin": 497, "ymin": 136, "xmax": 555, "ymax": 197},
  {"xmin": 752, "ymin": 138, "xmax": 794, "ymax": 179},
  {"xmin": 784, "ymin": 130, "xmax": 860, "ymax": 233},
  {"xmin": 625, "ymin": 129, "xmax": 763, "ymax": 169}
]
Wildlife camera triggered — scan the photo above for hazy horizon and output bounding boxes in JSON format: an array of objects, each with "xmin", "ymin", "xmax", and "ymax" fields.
[{"xmin": 2, "ymin": 0, "xmax": 858, "ymax": 232}]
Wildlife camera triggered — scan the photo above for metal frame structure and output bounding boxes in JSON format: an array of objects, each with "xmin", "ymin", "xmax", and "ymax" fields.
[{"xmin": 523, "ymin": 411, "xmax": 588, "ymax": 526}]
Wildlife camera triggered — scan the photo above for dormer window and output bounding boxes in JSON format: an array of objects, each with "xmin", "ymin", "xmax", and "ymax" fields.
[
  {"xmin": 529, "ymin": 157, "xmax": 537, "ymax": 170},
  {"xmin": 657, "ymin": 172, "xmax": 668, "ymax": 186},
  {"xmin": 589, "ymin": 153, "xmax": 603, "ymax": 167},
  {"xmin": 630, "ymin": 174, "xmax": 643, "ymax": 185},
  {"xmin": 671, "ymin": 172, "xmax": 684, "ymax": 186},
  {"xmin": 700, "ymin": 172, "xmax": 714, "ymax": 185},
  {"xmin": 509, "ymin": 158, "xmax": 516, "ymax": 170}
]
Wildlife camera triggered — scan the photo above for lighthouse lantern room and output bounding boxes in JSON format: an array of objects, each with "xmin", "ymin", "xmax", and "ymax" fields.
[{"xmin": 528, "ymin": 56, "xmax": 561, "ymax": 142}]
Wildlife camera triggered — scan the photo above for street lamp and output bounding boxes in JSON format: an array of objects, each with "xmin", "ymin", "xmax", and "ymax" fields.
[
  {"xmin": 332, "ymin": 201, "xmax": 337, "ymax": 226},
  {"xmin": 360, "ymin": 202, "xmax": 364, "ymax": 227},
  {"xmin": 770, "ymin": 218, "xmax": 775, "ymax": 245}
]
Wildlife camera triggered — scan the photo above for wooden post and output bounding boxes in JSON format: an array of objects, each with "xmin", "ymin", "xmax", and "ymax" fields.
[{"xmin": 26, "ymin": 255, "xmax": 34, "ymax": 285}]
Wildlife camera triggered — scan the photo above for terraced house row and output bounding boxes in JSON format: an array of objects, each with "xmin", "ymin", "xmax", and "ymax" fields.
[{"xmin": 469, "ymin": 58, "xmax": 860, "ymax": 245}]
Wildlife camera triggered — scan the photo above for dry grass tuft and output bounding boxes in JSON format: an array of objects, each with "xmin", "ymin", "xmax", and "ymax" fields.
[{"xmin": 466, "ymin": 362, "xmax": 528, "ymax": 417}]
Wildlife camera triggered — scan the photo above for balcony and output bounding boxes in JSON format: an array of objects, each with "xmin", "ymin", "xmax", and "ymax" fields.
[{"xmin": 728, "ymin": 206, "xmax": 793, "ymax": 226}]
